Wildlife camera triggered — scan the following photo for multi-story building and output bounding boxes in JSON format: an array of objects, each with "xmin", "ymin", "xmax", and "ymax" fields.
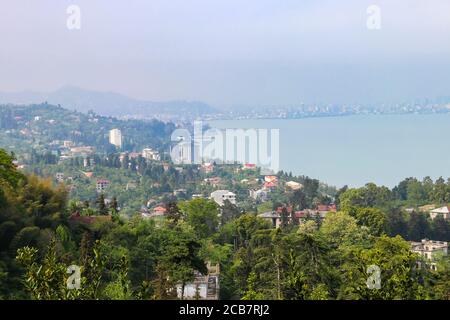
[
  {"xmin": 411, "ymin": 239, "xmax": 448, "ymax": 270},
  {"xmin": 171, "ymin": 137, "xmax": 192, "ymax": 164},
  {"xmin": 142, "ymin": 148, "xmax": 160, "ymax": 161},
  {"xmin": 210, "ymin": 190, "xmax": 236, "ymax": 206},
  {"xmin": 96, "ymin": 179, "xmax": 110, "ymax": 192},
  {"xmin": 109, "ymin": 128, "xmax": 123, "ymax": 149}
]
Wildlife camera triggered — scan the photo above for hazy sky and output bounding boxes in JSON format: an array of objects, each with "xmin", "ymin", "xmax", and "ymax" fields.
[{"xmin": 1, "ymin": 0, "xmax": 450, "ymax": 107}]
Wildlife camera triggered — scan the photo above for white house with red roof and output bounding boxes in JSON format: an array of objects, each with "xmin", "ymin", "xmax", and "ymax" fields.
[{"xmin": 242, "ymin": 163, "xmax": 256, "ymax": 170}]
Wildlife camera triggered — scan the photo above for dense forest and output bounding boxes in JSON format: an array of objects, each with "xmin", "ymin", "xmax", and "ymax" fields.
[{"xmin": 0, "ymin": 148, "xmax": 449, "ymax": 300}]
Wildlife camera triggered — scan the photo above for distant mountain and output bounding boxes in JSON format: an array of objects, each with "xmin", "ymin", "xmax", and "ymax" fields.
[{"xmin": 0, "ymin": 86, "xmax": 219, "ymax": 119}]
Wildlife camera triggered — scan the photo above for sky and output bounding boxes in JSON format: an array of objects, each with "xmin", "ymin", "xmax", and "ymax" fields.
[{"xmin": 1, "ymin": 0, "xmax": 450, "ymax": 107}]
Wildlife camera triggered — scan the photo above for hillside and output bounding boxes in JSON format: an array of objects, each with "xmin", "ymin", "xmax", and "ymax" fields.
[
  {"xmin": 0, "ymin": 103, "xmax": 175, "ymax": 155},
  {"xmin": 0, "ymin": 86, "xmax": 219, "ymax": 120}
]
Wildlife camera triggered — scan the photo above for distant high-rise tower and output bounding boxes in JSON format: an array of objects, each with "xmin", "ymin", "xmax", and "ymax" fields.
[{"xmin": 109, "ymin": 129, "xmax": 122, "ymax": 149}]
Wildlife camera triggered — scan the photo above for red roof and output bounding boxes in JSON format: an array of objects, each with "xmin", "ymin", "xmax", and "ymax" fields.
[
  {"xmin": 264, "ymin": 175, "xmax": 278, "ymax": 182},
  {"xmin": 84, "ymin": 172, "xmax": 94, "ymax": 178},
  {"xmin": 69, "ymin": 212, "xmax": 112, "ymax": 224},
  {"xmin": 276, "ymin": 206, "xmax": 293, "ymax": 214},
  {"xmin": 294, "ymin": 211, "xmax": 307, "ymax": 218},
  {"xmin": 317, "ymin": 204, "xmax": 337, "ymax": 212},
  {"xmin": 96, "ymin": 179, "xmax": 110, "ymax": 184},
  {"xmin": 264, "ymin": 182, "xmax": 277, "ymax": 188}
]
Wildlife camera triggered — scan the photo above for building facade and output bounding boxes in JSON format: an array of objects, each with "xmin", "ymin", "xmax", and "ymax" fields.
[
  {"xmin": 210, "ymin": 190, "xmax": 236, "ymax": 206},
  {"xmin": 109, "ymin": 128, "xmax": 123, "ymax": 149}
]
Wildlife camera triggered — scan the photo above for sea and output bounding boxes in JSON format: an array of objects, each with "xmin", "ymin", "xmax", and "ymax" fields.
[{"xmin": 209, "ymin": 113, "xmax": 450, "ymax": 188}]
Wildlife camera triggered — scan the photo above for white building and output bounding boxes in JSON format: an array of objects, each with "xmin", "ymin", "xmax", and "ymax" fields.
[
  {"xmin": 109, "ymin": 129, "xmax": 123, "ymax": 149},
  {"xmin": 210, "ymin": 190, "xmax": 236, "ymax": 206},
  {"xmin": 55, "ymin": 172, "xmax": 64, "ymax": 182},
  {"xmin": 411, "ymin": 239, "xmax": 448, "ymax": 270},
  {"xmin": 286, "ymin": 181, "xmax": 303, "ymax": 190},
  {"xmin": 142, "ymin": 148, "xmax": 160, "ymax": 161},
  {"xmin": 63, "ymin": 140, "xmax": 74, "ymax": 148},
  {"xmin": 171, "ymin": 137, "xmax": 192, "ymax": 164},
  {"xmin": 96, "ymin": 179, "xmax": 110, "ymax": 192},
  {"xmin": 429, "ymin": 206, "xmax": 450, "ymax": 220},
  {"xmin": 176, "ymin": 263, "xmax": 220, "ymax": 300}
]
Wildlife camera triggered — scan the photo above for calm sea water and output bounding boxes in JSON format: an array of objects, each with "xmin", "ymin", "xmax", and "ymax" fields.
[{"xmin": 209, "ymin": 114, "xmax": 450, "ymax": 188}]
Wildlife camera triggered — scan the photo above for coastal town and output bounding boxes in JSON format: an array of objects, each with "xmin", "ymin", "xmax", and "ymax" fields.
[{"xmin": 0, "ymin": 102, "xmax": 448, "ymax": 301}]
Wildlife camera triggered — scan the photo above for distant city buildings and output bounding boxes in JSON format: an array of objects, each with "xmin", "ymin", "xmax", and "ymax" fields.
[
  {"xmin": 109, "ymin": 128, "xmax": 123, "ymax": 149},
  {"xmin": 171, "ymin": 136, "xmax": 192, "ymax": 164}
]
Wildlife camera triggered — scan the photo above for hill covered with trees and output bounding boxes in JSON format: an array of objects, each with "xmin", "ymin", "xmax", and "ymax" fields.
[{"xmin": 0, "ymin": 148, "xmax": 449, "ymax": 300}]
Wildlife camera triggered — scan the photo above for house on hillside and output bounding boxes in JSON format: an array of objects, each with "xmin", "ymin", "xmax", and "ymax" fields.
[
  {"xmin": 96, "ymin": 179, "xmax": 110, "ymax": 192},
  {"xmin": 264, "ymin": 175, "xmax": 278, "ymax": 183},
  {"xmin": 249, "ymin": 188, "xmax": 269, "ymax": 202},
  {"xmin": 176, "ymin": 263, "xmax": 220, "ymax": 300},
  {"xmin": 242, "ymin": 163, "xmax": 257, "ymax": 170},
  {"xmin": 429, "ymin": 206, "xmax": 450, "ymax": 220},
  {"xmin": 142, "ymin": 148, "xmax": 160, "ymax": 161},
  {"xmin": 69, "ymin": 212, "xmax": 112, "ymax": 225},
  {"xmin": 201, "ymin": 162, "xmax": 215, "ymax": 174},
  {"xmin": 55, "ymin": 172, "xmax": 64, "ymax": 182},
  {"xmin": 210, "ymin": 190, "xmax": 236, "ymax": 206},
  {"xmin": 141, "ymin": 206, "xmax": 167, "ymax": 219},
  {"xmin": 411, "ymin": 239, "xmax": 448, "ymax": 270},
  {"xmin": 203, "ymin": 177, "xmax": 222, "ymax": 187},
  {"xmin": 263, "ymin": 181, "xmax": 277, "ymax": 189},
  {"xmin": 258, "ymin": 211, "xmax": 282, "ymax": 228},
  {"xmin": 316, "ymin": 204, "xmax": 337, "ymax": 218},
  {"xmin": 285, "ymin": 181, "xmax": 303, "ymax": 191},
  {"xmin": 258, "ymin": 206, "xmax": 294, "ymax": 228}
]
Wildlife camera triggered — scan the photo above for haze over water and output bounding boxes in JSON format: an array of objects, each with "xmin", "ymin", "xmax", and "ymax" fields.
[{"xmin": 211, "ymin": 113, "xmax": 450, "ymax": 188}]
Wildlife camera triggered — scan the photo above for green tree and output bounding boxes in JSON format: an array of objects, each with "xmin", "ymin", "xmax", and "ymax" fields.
[
  {"xmin": 320, "ymin": 211, "xmax": 368, "ymax": 249},
  {"xmin": 96, "ymin": 194, "xmax": 108, "ymax": 215},
  {"xmin": 0, "ymin": 149, "xmax": 24, "ymax": 187},
  {"xmin": 179, "ymin": 199, "xmax": 219, "ymax": 239},
  {"xmin": 340, "ymin": 235, "xmax": 425, "ymax": 300},
  {"xmin": 347, "ymin": 207, "xmax": 387, "ymax": 236}
]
